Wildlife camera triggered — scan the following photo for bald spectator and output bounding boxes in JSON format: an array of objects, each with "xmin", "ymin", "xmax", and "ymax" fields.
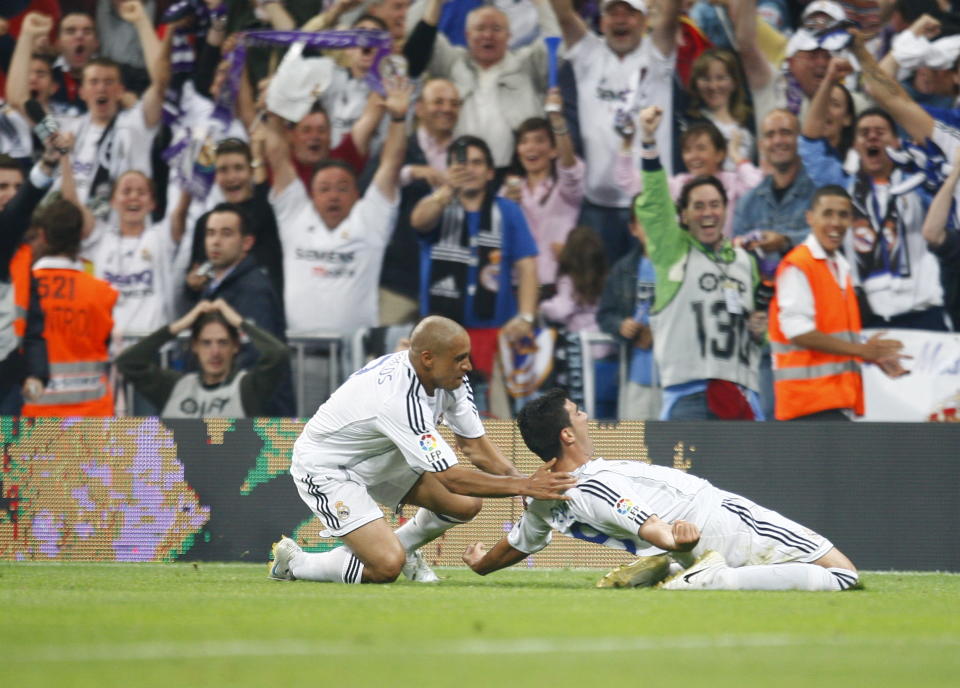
[
  {"xmin": 405, "ymin": 0, "xmax": 559, "ymax": 168},
  {"xmin": 548, "ymin": 0, "xmax": 681, "ymax": 263},
  {"xmin": 379, "ymin": 77, "xmax": 462, "ymax": 327},
  {"xmin": 734, "ymin": 109, "xmax": 815, "ymax": 256}
]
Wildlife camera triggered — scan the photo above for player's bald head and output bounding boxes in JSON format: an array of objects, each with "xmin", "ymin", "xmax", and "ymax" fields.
[{"xmin": 410, "ymin": 316, "xmax": 468, "ymax": 355}]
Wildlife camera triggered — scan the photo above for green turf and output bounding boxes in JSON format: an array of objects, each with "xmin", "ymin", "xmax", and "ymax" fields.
[{"xmin": 3, "ymin": 564, "xmax": 958, "ymax": 687}]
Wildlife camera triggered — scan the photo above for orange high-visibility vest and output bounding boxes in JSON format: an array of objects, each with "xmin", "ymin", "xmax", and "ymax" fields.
[
  {"xmin": 9, "ymin": 244, "xmax": 31, "ymax": 339},
  {"xmin": 768, "ymin": 244, "xmax": 864, "ymax": 421},
  {"xmin": 20, "ymin": 260, "xmax": 118, "ymax": 417}
]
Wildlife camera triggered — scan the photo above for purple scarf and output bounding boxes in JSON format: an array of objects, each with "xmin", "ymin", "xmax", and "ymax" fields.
[{"xmin": 164, "ymin": 29, "xmax": 392, "ymax": 200}]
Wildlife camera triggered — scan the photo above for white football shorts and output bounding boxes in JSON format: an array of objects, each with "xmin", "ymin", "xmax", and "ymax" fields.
[
  {"xmin": 290, "ymin": 446, "xmax": 423, "ymax": 537},
  {"xmin": 694, "ymin": 489, "xmax": 834, "ymax": 567}
]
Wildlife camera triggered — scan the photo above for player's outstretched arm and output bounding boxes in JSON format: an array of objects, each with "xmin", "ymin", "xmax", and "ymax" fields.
[
  {"xmin": 637, "ymin": 516, "xmax": 700, "ymax": 552},
  {"xmin": 455, "ymin": 434, "xmax": 523, "ymax": 477},
  {"xmin": 462, "ymin": 540, "xmax": 529, "ymax": 575},
  {"xmin": 434, "ymin": 459, "xmax": 576, "ymax": 500}
]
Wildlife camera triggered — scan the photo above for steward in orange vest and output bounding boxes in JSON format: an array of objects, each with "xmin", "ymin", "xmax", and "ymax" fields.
[
  {"xmin": 20, "ymin": 200, "xmax": 118, "ymax": 417},
  {"xmin": 768, "ymin": 187, "xmax": 907, "ymax": 421}
]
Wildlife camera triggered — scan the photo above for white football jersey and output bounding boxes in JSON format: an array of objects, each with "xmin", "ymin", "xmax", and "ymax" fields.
[
  {"xmin": 82, "ymin": 219, "xmax": 177, "ymax": 335},
  {"xmin": 508, "ymin": 458, "xmax": 713, "ymax": 556},
  {"xmin": 271, "ymin": 180, "xmax": 397, "ymax": 333},
  {"xmin": 292, "ymin": 351, "xmax": 484, "ymax": 485}
]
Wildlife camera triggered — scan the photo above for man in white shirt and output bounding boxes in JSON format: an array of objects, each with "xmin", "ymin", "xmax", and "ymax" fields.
[
  {"xmin": 462, "ymin": 388, "xmax": 862, "ymax": 592},
  {"xmin": 266, "ymin": 80, "xmax": 410, "ymax": 335},
  {"xmin": 548, "ymin": 0, "xmax": 679, "ymax": 262},
  {"xmin": 268, "ymin": 316, "xmax": 576, "ymax": 585}
]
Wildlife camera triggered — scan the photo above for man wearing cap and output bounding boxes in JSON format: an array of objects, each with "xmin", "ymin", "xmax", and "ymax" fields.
[
  {"xmin": 783, "ymin": 1, "xmax": 870, "ymax": 117},
  {"xmin": 548, "ymin": 0, "xmax": 680, "ymax": 263}
]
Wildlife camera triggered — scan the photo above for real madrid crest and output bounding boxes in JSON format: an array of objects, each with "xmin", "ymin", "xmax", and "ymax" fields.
[{"xmin": 335, "ymin": 500, "xmax": 351, "ymax": 520}]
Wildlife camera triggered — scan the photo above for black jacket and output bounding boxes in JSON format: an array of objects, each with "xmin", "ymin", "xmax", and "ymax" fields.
[
  {"xmin": 1, "ymin": 173, "xmax": 49, "ymax": 386},
  {"xmin": 189, "ymin": 183, "xmax": 284, "ymax": 299},
  {"xmin": 188, "ymin": 254, "xmax": 285, "ymax": 338}
]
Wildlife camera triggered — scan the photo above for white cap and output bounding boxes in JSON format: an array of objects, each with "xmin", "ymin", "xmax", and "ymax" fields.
[
  {"xmin": 785, "ymin": 28, "xmax": 819, "ymax": 57},
  {"xmin": 602, "ymin": 0, "xmax": 648, "ymax": 14},
  {"xmin": 265, "ymin": 43, "xmax": 335, "ymax": 123},
  {"xmin": 802, "ymin": 0, "xmax": 847, "ymax": 23}
]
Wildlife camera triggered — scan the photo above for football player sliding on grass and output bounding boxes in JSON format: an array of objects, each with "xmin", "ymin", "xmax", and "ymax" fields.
[{"xmin": 462, "ymin": 388, "xmax": 861, "ymax": 591}]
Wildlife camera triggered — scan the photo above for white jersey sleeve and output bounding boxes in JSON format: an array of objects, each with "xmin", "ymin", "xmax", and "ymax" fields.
[
  {"xmin": 569, "ymin": 471, "xmax": 655, "ymax": 539},
  {"xmin": 506, "ymin": 503, "xmax": 554, "ymax": 554},
  {"xmin": 438, "ymin": 376, "xmax": 484, "ymax": 439},
  {"xmin": 375, "ymin": 398, "xmax": 460, "ymax": 473},
  {"xmin": 269, "ymin": 179, "xmax": 312, "ymax": 243},
  {"xmin": 932, "ymin": 120, "xmax": 960, "ymax": 161}
]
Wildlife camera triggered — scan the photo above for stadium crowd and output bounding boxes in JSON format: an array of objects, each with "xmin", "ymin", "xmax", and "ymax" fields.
[{"xmin": 1, "ymin": 0, "xmax": 959, "ymax": 421}]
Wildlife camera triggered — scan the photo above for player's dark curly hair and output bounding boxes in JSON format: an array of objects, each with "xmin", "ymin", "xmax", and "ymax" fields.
[{"xmin": 517, "ymin": 387, "xmax": 571, "ymax": 462}]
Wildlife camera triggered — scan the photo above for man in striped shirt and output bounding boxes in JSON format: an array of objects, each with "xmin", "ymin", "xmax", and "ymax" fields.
[
  {"xmin": 462, "ymin": 388, "xmax": 861, "ymax": 591},
  {"xmin": 268, "ymin": 315, "xmax": 576, "ymax": 585}
]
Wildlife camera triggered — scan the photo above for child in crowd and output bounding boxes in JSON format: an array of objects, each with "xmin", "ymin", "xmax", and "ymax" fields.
[
  {"xmin": 801, "ymin": 57, "xmax": 858, "ymax": 170},
  {"xmin": 501, "ymin": 88, "xmax": 585, "ymax": 298},
  {"xmin": 61, "ymin": 162, "xmax": 178, "ymax": 338},
  {"xmin": 540, "ymin": 225, "xmax": 614, "ymax": 359},
  {"xmin": 686, "ymin": 49, "xmax": 756, "ymax": 167}
]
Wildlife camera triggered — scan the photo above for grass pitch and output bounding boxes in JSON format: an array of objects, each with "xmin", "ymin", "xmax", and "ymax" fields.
[{"xmin": 3, "ymin": 564, "xmax": 958, "ymax": 688}]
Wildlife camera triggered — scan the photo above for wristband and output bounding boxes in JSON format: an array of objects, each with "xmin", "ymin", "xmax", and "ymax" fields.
[
  {"xmin": 391, "ymin": 114, "xmax": 406, "ymax": 122},
  {"xmin": 544, "ymin": 102, "xmax": 562, "ymax": 114},
  {"xmin": 551, "ymin": 127, "xmax": 568, "ymax": 136},
  {"xmin": 641, "ymin": 140, "xmax": 656, "ymax": 150},
  {"xmin": 518, "ymin": 313, "xmax": 535, "ymax": 325}
]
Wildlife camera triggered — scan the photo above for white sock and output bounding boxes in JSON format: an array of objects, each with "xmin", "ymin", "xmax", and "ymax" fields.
[
  {"xmin": 394, "ymin": 508, "xmax": 466, "ymax": 553},
  {"xmin": 289, "ymin": 546, "xmax": 365, "ymax": 584},
  {"xmin": 709, "ymin": 563, "xmax": 857, "ymax": 591}
]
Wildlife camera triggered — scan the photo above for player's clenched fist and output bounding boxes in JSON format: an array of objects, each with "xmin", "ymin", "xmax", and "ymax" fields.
[
  {"xmin": 120, "ymin": 1, "xmax": 147, "ymax": 24},
  {"xmin": 671, "ymin": 519, "xmax": 700, "ymax": 551},
  {"xmin": 639, "ymin": 106, "xmax": 663, "ymax": 141},
  {"xmin": 462, "ymin": 542, "xmax": 487, "ymax": 571}
]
